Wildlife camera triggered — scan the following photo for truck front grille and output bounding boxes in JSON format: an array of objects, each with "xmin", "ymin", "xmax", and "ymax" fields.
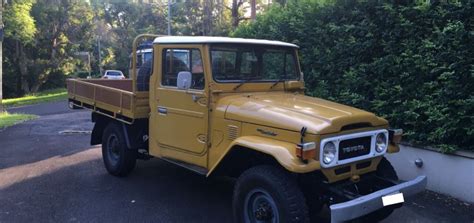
[{"xmin": 338, "ymin": 136, "xmax": 371, "ymax": 160}]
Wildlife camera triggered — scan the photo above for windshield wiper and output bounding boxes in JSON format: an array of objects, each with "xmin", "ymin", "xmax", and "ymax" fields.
[
  {"xmin": 270, "ymin": 76, "xmax": 287, "ymax": 89},
  {"xmin": 234, "ymin": 78, "xmax": 253, "ymax": 90}
]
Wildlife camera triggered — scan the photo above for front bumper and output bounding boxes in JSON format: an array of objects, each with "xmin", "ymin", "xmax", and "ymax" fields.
[{"xmin": 329, "ymin": 175, "xmax": 427, "ymax": 223}]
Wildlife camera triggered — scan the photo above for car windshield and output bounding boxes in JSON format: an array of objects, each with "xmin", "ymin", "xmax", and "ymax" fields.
[
  {"xmin": 210, "ymin": 44, "xmax": 299, "ymax": 82},
  {"xmin": 107, "ymin": 71, "xmax": 121, "ymax": 76}
]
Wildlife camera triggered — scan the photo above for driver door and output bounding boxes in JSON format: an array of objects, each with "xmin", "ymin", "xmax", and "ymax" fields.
[{"xmin": 153, "ymin": 45, "xmax": 209, "ymax": 159}]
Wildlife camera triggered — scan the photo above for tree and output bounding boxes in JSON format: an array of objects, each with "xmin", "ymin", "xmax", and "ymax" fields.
[
  {"xmin": 1, "ymin": 0, "xmax": 236, "ymax": 98},
  {"xmin": 27, "ymin": 0, "xmax": 95, "ymax": 92},
  {"xmin": 3, "ymin": 0, "xmax": 36, "ymax": 94},
  {"xmin": 0, "ymin": 0, "xmax": 4, "ymax": 112},
  {"xmin": 233, "ymin": 0, "xmax": 473, "ymax": 152},
  {"xmin": 230, "ymin": 0, "xmax": 245, "ymax": 27},
  {"xmin": 101, "ymin": 2, "xmax": 167, "ymax": 72}
]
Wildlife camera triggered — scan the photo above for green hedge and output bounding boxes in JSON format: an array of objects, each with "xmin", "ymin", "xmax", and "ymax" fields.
[{"xmin": 233, "ymin": 0, "xmax": 473, "ymax": 152}]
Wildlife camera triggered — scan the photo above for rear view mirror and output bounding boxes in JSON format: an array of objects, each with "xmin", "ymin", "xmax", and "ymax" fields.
[{"xmin": 177, "ymin": 71, "xmax": 192, "ymax": 90}]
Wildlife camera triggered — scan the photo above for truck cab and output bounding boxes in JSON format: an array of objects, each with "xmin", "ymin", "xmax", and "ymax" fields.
[{"xmin": 67, "ymin": 35, "xmax": 426, "ymax": 223}]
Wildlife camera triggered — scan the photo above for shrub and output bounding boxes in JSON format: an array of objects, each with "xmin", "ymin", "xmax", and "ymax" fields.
[{"xmin": 233, "ymin": 0, "xmax": 473, "ymax": 152}]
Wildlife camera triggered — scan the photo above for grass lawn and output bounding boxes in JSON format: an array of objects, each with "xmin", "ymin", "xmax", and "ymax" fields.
[
  {"xmin": 0, "ymin": 112, "xmax": 38, "ymax": 129},
  {"xmin": 2, "ymin": 88, "xmax": 67, "ymax": 107}
]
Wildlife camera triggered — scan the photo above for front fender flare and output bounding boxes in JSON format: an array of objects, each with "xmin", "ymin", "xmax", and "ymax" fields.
[{"xmin": 208, "ymin": 136, "xmax": 321, "ymax": 176}]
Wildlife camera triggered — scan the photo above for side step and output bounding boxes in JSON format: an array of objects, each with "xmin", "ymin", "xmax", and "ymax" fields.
[{"xmin": 160, "ymin": 157, "xmax": 208, "ymax": 176}]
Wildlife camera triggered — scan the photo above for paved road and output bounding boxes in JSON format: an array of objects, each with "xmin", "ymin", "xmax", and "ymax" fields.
[
  {"xmin": 7, "ymin": 100, "xmax": 72, "ymax": 116},
  {"xmin": 0, "ymin": 101, "xmax": 472, "ymax": 222}
]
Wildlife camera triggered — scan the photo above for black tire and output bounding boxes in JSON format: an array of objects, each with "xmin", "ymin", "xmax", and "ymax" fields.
[
  {"xmin": 101, "ymin": 122, "xmax": 136, "ymax": 177},
  {"xmin": 233, "ymin": 165, "xmax": 309, "ymax": 223},
  {"xmin": 360, "ymin": 157, "xmax": 400, "ymax": 222}
]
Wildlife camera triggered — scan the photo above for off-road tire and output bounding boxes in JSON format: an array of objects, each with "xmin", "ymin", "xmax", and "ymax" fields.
[
  {"xmin": 360, "ymin": 157, "xmax": 400, "ymax": 222},
  {"xmin": 102, "ymin": 122, "xmax": 136, "ymax": 177},
  {"xmin": 233, "ymin": 165, "xmax": 310, "ymax": 223}
]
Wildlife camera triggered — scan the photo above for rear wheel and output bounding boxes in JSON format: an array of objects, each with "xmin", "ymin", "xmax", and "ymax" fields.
[
  {"xmin": 101, "ymin": 122, "xmax": 136, "ymax": 177},
  {"xmin": 359, "ymin": 157, "xmax": 400, "ymax": 222},
  {"xmin": 233, "ymin": 165, "xmax": 309, "ymax": 223}
]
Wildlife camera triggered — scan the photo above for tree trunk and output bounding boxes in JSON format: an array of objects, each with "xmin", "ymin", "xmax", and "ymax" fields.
[
  {"xmin": 202, "ymin": 0, "xmax": 210, "ymax": 35},
  {"xmin": 0, "ymin": 39, "xmax": 3, "ymax": 113},
  {"xmin": 231, "ymin": 0, "xmax": 239, "ymax": 28},
  {"xmin": 0, "ymin": 2, "xmax": 3, "ymax": 113},
  {"xmin": 250, "ymin": 0, "xmax": 256, "ymax": 21},
  {"xmin": 15, "ymin": 40, "xmax": 29, "ymax": 94}
]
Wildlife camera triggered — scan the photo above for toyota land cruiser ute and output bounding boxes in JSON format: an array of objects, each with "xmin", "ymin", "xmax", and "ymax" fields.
[{"xmin": 67, "ymin": 34, "xmax": 427, "ymax": 223}]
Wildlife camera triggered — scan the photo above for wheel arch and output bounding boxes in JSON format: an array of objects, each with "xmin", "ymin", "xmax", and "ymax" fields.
[
  {"xmin": 207, "ymin": 136, "xmax": 321, "ymax": 177},
  {"xmin": 91, "ymin": 112, "xmax": 148, "ymax": 150}
]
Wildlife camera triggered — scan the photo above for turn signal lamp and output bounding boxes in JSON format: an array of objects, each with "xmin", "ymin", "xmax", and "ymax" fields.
[{"xmin": 296, "ymin": 142, "xmax": 316, "ymax": 162}]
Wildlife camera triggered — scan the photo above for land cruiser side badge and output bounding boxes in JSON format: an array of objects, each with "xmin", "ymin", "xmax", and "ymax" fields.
[{"xmin": 257, "ymin": 128, "xmax": 278, "ymax": 136}]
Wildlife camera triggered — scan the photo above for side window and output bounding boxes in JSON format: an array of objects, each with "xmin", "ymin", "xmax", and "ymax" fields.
[{"xmin": 162, "ymin": 48, "xmax": 204, "ymax": 90}]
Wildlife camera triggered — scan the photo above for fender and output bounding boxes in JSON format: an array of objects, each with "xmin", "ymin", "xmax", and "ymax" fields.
[
  {"xmin": 91, "ymin": 112, "xmax": 147, "ymax": 150},
  {"xmin": 207, "ymin": 136, "xmax": 321, "ymax": 176}
]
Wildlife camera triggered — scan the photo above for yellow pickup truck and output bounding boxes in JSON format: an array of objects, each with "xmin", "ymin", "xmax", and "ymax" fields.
[{"xmin": 67, "ymin": 35, "xmax": 426, "ymax": 223}]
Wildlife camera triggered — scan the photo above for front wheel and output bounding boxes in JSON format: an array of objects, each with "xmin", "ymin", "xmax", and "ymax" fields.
[
  {"xmin": 233, "ymin": 165, "xmax": 309, "ymax": 223},
  {"xmin": 101, "ymin": 122, "xmax": 136, "ymax": 177}
]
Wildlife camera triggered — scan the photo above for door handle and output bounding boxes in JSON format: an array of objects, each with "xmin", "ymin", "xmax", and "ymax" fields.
[{"xmin": 158, "ymin": 107, "xmax": 167, "ymax": 114}]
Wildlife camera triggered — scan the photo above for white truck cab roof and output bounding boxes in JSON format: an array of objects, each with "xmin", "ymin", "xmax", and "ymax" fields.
[{"xmin": 153, "ymin": 36, "xmax": 299, "ymax": 48}]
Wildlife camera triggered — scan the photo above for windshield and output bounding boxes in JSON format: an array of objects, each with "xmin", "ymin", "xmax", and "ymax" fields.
[{"xmin": 210, "ymin": 44, "xmax": 299, "ymax": 82}]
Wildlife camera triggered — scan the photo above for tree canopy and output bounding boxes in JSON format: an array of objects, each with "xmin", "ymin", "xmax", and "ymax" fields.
[
  {"xmin": 2, "ymin": 0, "xmax": 472, "ymax": 152},
  {"xmin": 4, "ymin": 0, "xmax": 36, "ymax": 43}
]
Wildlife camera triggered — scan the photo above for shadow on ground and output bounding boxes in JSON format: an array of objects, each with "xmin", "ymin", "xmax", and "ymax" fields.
[
  {"xmin": 0, "ymin": 111, "xmax": 93, "ymax": 170},
  {"xmin": 0, "ymin": 153, "xmax": 233, "ymax": 222}
]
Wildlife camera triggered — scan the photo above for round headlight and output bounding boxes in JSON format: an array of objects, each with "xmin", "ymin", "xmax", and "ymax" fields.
[
  {"xmin": 322, "ymin": 142, "xmax": 337, "ymax": 164},
  {"xmin": 376, "ymin": 133, "xmax": 387, "ymax": 153}
]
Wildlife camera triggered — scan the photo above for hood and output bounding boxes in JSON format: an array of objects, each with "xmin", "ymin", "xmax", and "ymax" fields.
[{"xmin": 221, "ymin": 92, "xmax": 387, "ymax": 135}]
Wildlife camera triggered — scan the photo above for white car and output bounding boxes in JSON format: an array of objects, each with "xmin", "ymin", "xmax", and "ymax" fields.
[{"xmin": 102, "ymin": 70, "xmax": 126, "ymax": 80}]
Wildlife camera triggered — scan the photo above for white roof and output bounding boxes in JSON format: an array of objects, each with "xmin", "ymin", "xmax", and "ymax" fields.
[{"xmin": 153, "ymin": 36, "xmax": 299, "ymax": 48}]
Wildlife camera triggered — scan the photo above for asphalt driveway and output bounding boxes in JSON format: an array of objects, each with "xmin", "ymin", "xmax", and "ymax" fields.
[{"xmin": 0, "ymin": 101, "xmax": 472, "ymax": 222}]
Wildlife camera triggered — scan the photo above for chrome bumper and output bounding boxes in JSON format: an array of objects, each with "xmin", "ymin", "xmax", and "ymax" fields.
[{"xmin": 329, "ymin": 175, "xmax": 427, "ymax": 223}]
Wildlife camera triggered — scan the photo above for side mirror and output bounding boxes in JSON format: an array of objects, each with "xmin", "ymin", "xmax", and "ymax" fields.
[{"xmin": 177, "ymin": 71, "xmax": 192, "ymax": 90}]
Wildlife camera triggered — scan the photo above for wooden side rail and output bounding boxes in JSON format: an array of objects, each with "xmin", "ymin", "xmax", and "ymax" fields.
[{"xmin": 67, "ymin": 79, "xmax": 137, "ymax": 124}]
